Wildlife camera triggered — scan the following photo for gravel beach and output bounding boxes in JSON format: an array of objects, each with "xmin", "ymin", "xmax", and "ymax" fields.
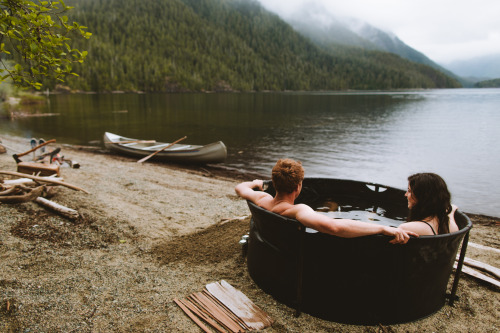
[{"xmin": 0, "ymin": 134, "xmax": 498, "ymax": 332}]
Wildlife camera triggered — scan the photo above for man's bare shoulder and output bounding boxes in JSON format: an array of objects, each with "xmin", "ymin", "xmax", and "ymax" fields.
[
  {"xmin": 254, "ymin": 193, "xmax": 274, "ymax": 207},
  {"xmin": 280, "ymin": 203, "xmax": 314, "ymax": 219}
]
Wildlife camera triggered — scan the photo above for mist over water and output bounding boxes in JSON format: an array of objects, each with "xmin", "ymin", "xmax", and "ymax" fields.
[{"xmin": 2, "ymin": 89, "xmax": 499, "ymax": 216}]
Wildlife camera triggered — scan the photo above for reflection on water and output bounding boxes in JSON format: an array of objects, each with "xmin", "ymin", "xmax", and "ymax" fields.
[
  {"xmin": 1, "ymin": 89, "xmax": 499, "ymax": 216},
  {"xmin": 312, "ymin": 199, "xmax": 406, "ymax": 227}
]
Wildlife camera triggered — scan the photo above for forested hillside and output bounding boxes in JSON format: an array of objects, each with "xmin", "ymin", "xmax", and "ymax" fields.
[
  {"xmin": 55, "ymin": 0, "xmax": 461, "ymax": 92},
  {"xmin": 474, "ymin": 78, "xmax": 500, "ymax": 88}
]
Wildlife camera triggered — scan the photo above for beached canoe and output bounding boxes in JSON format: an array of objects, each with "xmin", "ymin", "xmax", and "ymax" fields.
[{"xmin": 103, "ymin": 132, "xmax": 227, "ymax": 164}]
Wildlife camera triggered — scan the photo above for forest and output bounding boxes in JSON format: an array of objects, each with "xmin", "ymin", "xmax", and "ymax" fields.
[
  {"xmin": 474, "ymin": 79, "xmax": 500, "ymax": 88},
  {"xmin": 39, "ymin": 0, "xmax": 461, "ymax": 92}
]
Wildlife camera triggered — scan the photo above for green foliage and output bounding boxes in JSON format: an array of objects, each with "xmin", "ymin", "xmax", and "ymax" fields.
[
  {"xmin": 474, "ymin": 78, "xmax": 500, "ymax": 88},
  {"xmin": 0, "ymin": 0, "xmax": 91, "ymax": 89},
  {"xmin": 59, "ymin": 0, "xmax": 459, "ymax": 92}
]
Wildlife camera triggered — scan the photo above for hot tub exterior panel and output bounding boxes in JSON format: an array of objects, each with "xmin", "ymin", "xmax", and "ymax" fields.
[{"xmin": 247, "ymin": 203, "xmax": 305, "ymax": 307}]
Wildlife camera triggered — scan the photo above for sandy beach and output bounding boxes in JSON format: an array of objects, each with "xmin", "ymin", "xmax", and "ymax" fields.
[{"xmin": 0, "ymin": 133, "xmax": 498, "ymax": 332}]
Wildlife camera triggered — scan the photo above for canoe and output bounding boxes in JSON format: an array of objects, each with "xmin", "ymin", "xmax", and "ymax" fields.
[{"xmin": 103, "ymin": 132, "xmax": 227, "ymax": 164}]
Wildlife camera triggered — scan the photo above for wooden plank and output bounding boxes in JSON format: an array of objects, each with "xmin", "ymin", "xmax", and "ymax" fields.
[
  {"xmin": 173, "ymin": 298, "xmax": 213, "ymax": 333},
  {"xmin": 454, "ymin": 263, "xmax": 500, "ymax": 288},
  {"xmin": 206, "ymin": 281, "xmax": 273, "ymax": 330},
  {"xmin": 190, "ymin": 292, "xmax": 242, "ymax": 333},
  {"xmin": 206, "ymin": 280, "xmax": 273, "ymax": 330},
  {"xmin": 185, "ymin": 295, "xmax": 233, "ymax": 333},
  {"xmin": 17, "ymin": 161, "xmax": 60, "ymax": 177},
  {"xmin": 203, "ymin": 290, "xmax": 250, "ymax": 330},
  {"xmin": 456, "ymin": 256, "xmax": 500, "ymax": 280},
  {"xmin": 180, "ymin": 298, "xmax": 226, "ymax": 333},
  {"xmin": 468, "ymin": 242, "xmax": 500, "ymax": 254}
]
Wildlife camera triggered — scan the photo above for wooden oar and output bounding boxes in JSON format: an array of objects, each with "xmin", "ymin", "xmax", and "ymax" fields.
[{"xmin": 137, "ymin": 136, "xmax": 187, "ymax": 163}]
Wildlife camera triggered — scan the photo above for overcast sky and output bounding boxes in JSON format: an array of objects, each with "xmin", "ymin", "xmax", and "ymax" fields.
[{"xmin": 258, "ymin": 0, "xmax": 500, "ymax": 64}]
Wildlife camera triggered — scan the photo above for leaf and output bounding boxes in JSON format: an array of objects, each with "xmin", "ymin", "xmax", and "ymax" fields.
[{"xmin": 30, "ymin": 43, "xmax": 39, "ymax": 53}]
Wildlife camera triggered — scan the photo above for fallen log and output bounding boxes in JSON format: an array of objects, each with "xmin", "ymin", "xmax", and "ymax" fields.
[
  {"xmin": 0, "ymin": 171, "xmax": 88, "ymax": 194},
  {"xmin": 2, "ymin": 175, "xmax": 63, "ymax": 187},
  {"xmin": 0, "ymin": 186, "xmax": 21, "ymax": 196},
  {"xmin": 35, "ymin": 197, "xmax": 80, "ymax": 220},
  {"xmin": 0, "ymin": 186, "xmax": 45, "ymax": 203}
]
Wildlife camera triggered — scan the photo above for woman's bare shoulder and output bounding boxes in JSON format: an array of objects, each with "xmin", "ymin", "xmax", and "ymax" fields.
[{"xmin": 399, "ymin": 221, "xmax": 435, "ymax": 236}]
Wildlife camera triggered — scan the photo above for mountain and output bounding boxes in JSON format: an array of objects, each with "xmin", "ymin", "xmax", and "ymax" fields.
[
  {"xmin": 52, "ymin": 0, "xmax": 461, "ymax": 92},
  {"xmin": 442, "ymin": 54, "xmax": 500, "ymax": 81},
  {"xmin": 281, "ymin": 4, "xmax": 463, "ymax": 84}
]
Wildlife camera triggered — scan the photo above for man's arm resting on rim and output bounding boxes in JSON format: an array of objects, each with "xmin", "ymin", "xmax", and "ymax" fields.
[
  {"xmin": 293, "ymin": 205, "xmax": 418, "ymax": 244},
  {"xmin": 235, "ymin": 179, "xmax": 269, "ymax": 203}
]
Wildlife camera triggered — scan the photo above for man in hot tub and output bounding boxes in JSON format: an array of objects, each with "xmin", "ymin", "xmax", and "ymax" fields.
[{"xmin": 235, "ymin": 158, "xmax": 417, "ymax": 244}]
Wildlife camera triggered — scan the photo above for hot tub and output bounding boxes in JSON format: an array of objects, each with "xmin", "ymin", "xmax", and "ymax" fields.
[{"xmin": 245, "ymin": 178, "xmax": 472, "ymax": 325}]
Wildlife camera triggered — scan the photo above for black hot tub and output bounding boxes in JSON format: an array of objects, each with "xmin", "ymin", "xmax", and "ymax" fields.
[{"xmin": 245, "ymin": 178, "xmax": 472, "ymax": 325}]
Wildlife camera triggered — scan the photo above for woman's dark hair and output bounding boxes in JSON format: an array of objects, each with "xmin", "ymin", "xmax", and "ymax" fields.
[{"xmin": 407, "ymin": 173, "xmax": 452, "ymax": 234}]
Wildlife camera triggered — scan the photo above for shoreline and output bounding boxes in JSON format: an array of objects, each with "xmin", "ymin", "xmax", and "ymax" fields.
[
  {"xmin": 1, "ymin": 134, "xmax": 499, "ymax": 332},
  {"xmin": 26, "ymin": 139, "xmax": 500, "ymax": 222}
]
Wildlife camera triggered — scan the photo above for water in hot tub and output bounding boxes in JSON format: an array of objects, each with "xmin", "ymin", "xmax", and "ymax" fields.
[{"xmin": 311, "ymin": 198, "xmax": 407, "ymax": 231}]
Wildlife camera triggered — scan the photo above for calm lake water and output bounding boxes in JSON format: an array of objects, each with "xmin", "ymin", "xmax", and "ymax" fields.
[{"xmin": 1, "ymin": 89, "xmax": 499, "ymax": 216}]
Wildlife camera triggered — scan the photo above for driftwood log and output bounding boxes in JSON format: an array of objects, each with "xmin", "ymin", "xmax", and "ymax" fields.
[
  {"xmin": 35, "ymin": 197, "xmax": 80, "ymax": 220},
  {"xmin": 0, "ymin": 186, "xmax": 20, "ymax": 196},
  {"xmin": 0, "ymin": 186, "xmax": 45, "ymax": 203},
  {"xmin": 0, "ymin": 171, "xmax": 89, "ymax": 194},
  {"xmin": 2, "ymin": 175, "xmax": 63, "ymax": 187}
]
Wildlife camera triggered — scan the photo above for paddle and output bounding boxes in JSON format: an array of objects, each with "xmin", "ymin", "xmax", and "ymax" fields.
[{"xmin": 137, "ymin": 136, "xmax": 187, "ymax": 163}]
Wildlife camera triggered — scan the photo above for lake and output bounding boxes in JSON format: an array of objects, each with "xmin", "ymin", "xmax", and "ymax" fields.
[{"xmin": 1, "ymin": 88, "xmax": 499, "ymax": 216}]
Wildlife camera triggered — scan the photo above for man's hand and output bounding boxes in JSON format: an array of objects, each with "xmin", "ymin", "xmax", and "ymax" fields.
[
  {"xmin": 251, "ymin": 179, "xmax": 264, "ymax": 190},
  {"xmin": 383, "ymin": 226, "xmax": 418, "ymax": 244},
  {"xmin": 235, "ymin": 179, "xmax": 270, "ymax": 203}
]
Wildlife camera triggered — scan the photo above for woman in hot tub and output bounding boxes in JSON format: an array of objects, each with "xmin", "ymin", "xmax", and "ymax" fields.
[{"xmin": 399, "ymin": 173, "xmax": 459, "ymax": 235}]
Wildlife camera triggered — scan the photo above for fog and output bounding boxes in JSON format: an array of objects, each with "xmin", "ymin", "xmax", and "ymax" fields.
[{"xmin": 258, "ymin": 0, "xmax": 500, "ymax": 63}]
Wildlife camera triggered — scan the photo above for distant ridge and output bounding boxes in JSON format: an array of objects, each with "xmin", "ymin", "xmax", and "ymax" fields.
[
  {"xmin": 283, "ymin": 5, "xmax": 463, "ymax": 85},
  {"xmin": 443, "ymin": 54, "xmax": 500, "ymax": 80}
]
